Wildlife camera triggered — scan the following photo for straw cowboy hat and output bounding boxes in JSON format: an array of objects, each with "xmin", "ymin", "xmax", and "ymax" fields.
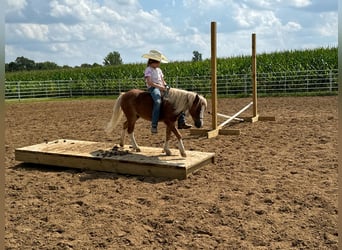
[{"xmin": 142, "ymin": 50, "xmax": 169, "ymax": 63}]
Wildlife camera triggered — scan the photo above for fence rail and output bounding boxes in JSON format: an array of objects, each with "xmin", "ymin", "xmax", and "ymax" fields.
[{"xmin": 5, "ymin": 69, "xmax": 338, "ymax": 100}]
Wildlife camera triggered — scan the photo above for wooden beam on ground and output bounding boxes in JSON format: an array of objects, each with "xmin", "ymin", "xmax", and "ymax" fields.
[
  {"xmin": 190, "ymin": 128, "xmax": 241, "ymax": 138},
  {"xmin": 258, "ymin": 116, "xmax": 276, "ymax": 121},
  {"xmin": 15, "ymin": 139, "xmax": 215, "ymax": 180}
]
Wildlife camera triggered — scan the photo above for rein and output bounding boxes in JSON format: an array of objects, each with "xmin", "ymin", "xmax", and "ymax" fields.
[{"xmin": 162, "ymin": 85, "xmax": 171, "ymax": 98}]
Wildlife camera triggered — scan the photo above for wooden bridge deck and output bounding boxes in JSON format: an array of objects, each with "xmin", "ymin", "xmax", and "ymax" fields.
[{"xmin": 15, "ymin": 139, "xmax": 215, "ymax": 179}]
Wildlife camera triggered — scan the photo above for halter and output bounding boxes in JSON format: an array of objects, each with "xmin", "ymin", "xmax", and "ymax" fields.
[{"xmin": 162, "ymin": 85, "xmax": 171, "ymax": 98}]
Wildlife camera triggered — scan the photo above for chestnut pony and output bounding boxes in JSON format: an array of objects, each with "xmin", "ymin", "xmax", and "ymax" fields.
[{"xmin": 105, "ymin": 88, "xmax": 207, "ymax": 157}]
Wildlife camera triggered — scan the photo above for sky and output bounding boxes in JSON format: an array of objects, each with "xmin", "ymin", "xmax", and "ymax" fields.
[{"xmin": 5, "ymin": 0, "xmax": 338, "ymax": 66}]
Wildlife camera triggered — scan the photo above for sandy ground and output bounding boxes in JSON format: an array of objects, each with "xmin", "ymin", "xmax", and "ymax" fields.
[{"xmin": 5, "ymin": 96, "xmax": 338, "ymax": 249}]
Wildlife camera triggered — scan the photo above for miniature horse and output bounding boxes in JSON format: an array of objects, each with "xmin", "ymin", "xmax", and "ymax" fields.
[{"xmin": 105, "ymin": 88, "xmax": 207, "ymax": 157}]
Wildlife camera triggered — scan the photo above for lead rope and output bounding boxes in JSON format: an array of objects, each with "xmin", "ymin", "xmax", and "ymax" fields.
[{"xmin": 163, "ymin": 85, "xmax": 170, "ymax": 98}]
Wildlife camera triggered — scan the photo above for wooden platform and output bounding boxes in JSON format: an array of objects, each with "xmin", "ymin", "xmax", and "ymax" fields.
[{"xmin": 15, "ymin": 139, "xmax": 215, "ymax": 179}]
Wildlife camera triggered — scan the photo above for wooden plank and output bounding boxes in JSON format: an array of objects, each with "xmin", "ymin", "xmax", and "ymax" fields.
[
  {"xmin": 189, "ymin": 128, "xmax": 213, "ymax": 136},
  {"xmin": 250, "ymin": 115, "xmax": 259, "ymax": 123},
  {"xmin": 15, "ymin": 139, "xmax": 215, "ymax": 180},
  {"xmin": 258, "ymin": 116, "xmax": 276, "ymax": 121},
  {"xmin": 190, "ymin": 128, "xmax": 241, "ymax": 137},
  {"xmin": 207, "ymin": 128, "xmax": 220, "ymax": 139}
]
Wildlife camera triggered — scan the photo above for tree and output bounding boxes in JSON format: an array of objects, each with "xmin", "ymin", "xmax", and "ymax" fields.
[
  {"xmin": 103, "ymin": 51, "xmax": 123, "ymax": 66},
  {"xmin": 192, "ymin": 51, "xmax": 202, "ymax": 62},
  {"xmin": 92, "ymin": 63, "xmax": 101, "ymax": 67},
  {"xmin": 80, "ymin": 63, "xmax": 92, "ymax": 68},
  {"xmin": 6, "ymin": 56, "xmax": 36, "ymax": 71},
  {"xmin": 35, "ymin": 61, "xmax": 59, "ymax": 70}
]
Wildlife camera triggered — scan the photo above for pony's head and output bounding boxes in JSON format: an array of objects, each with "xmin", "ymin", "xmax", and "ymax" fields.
[
  {"xmin": 189, "ymin": 94, "xmax": 207, "ymax": 128},
  {"xmin": 165, "ymin": 88, "xmax": 207, "ymax": 128}
]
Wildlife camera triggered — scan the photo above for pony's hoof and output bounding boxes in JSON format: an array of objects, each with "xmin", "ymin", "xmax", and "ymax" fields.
[
  {"xmin": 135, "ymin": 148, "xmax": 141, "ymax": 152},
  {"xmin": 163, "ymin": 149, "xmax": 172, "ymax": 156},
  {"xmin": 181, "ymin": 152, "xmax": 187, "ymax": 157}
]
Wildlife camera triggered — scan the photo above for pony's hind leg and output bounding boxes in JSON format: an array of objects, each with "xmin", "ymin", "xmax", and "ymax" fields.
[
  {"xmin": 126, "ymin": 119, "xmax": 141, "ymax": 152},
  {"xmin": 128, "ymin": 132, "xmax": 141, "ymax": 152},
  {"xmin": 120, "ymin": 121, "xmax": 128, "ymax": 147},
  {"xmin": 163, "ymin": 140, "xmax": 172, "ymax": 156},
  {"xmin": 121, "ymin": 120, "xmax": 140, "ymax": 152}
]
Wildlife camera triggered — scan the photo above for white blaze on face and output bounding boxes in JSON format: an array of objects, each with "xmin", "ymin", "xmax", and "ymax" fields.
[{"xmin": 200, "ymin": 104, "xmax": 205, "ymax": 120}]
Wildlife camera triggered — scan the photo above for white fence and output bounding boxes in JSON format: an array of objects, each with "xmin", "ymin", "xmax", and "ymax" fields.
[{"xmin": 5, "ymin": 69, "xmax": 338, "ymax": 100}]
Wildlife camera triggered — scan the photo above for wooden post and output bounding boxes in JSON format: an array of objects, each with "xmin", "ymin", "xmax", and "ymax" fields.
[
  {"xmin": 251, "ymin": 33, "xmax": 258, "ymax": 119},
  {"xmin": 211, "ymin": 22, "xmax": 217, "ymax": 129},
  {"xmin": 190, "ymin": 32, "xmax": 275, "ymax": 138}
]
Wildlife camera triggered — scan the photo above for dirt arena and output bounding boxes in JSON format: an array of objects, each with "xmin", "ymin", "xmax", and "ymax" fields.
[{"xmin": 5, "ymin": 95, "xmax": 338, "ymax": 249}]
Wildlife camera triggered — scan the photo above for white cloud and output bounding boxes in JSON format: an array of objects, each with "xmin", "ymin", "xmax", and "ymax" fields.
[
  {"xmin": 5, "ymin": 0, "xmax": 27, "ymax": 13},
  {"xmin": 316, "ymin": 12, "xmax": 337, "ymax": 37},
  {"xmin": 49, "ymin": 0, "xmax": 95, "ymax": 22},
  {"xmin": 8, "ymin": 23, "xmax": 49, "ymax": 42},
  {"xmin": 50, "ymin": 0, "xmax": 73, "ymax": 18},
  {"xmin": 288, "ymin": 0, "xmax": 311, "ymax": 8},
  {"xmin": 284, "ymin": 21, "xmax": 302, "ymax": 32},
  {"xmin": 93, "ymin": 6, "xmax": 124, "ymax": 22},
  {"xmin": 4, "ymin": 0, "xmax": 337, "ymax": 66},
  {"xmin": 239, "ymin": 0, "xmax": 311, "ymax": 9},
  {"xmin": 233, "ymin": 4, "xmax": 281, "ymax": 28}
]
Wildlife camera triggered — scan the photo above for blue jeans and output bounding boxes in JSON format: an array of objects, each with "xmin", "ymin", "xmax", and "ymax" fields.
[
  {"xmin": 178, "ymin": 112, "xmax": 186, "ymax": 126},
  {"xmin": 148, "ymin": 87, "xmax": 162, "ymax": 128}
]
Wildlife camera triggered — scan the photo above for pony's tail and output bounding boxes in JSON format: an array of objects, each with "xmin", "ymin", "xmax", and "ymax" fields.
[{"xmin": 105, "ymin": 93, "xmax": 124, "ymax": 134}]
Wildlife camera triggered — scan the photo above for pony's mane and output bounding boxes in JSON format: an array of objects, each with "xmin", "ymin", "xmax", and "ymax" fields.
[{"xmin": 164, "ymin": 88, "xmax": 205, "ymax": 114}]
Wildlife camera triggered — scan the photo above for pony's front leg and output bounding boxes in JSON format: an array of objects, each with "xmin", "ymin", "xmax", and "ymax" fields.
[
  {"xmin": 177, "ymin": 139, "xmax": 186, "ymax": 157},
  {"xmin": 174, "ymin": 128, "xmax": 186, "ymax": 157},
  {"xmin": 129, "ymin": 132, "xmax": 141, "ymax": 152},
  {"xmin": 167, "ymin": 124, "xmax": 187, "ymax": 157},
  {"xmin": 163, "ymin": 127, "xmax": 172, "ymax": 156}
]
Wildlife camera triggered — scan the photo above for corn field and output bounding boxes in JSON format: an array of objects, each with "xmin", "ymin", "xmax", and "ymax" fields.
[
  {"xmin": 5, "ymin": 47, "xmax": 337, "ymax": 100},
  {"xmin": 5, "ymin": 69, "xmax": 338, "ymax": 100}
]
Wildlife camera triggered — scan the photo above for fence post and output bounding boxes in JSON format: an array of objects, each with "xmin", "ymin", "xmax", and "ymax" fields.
[
  {"xmin": 244, "ymin": 74, "xmax": 247, "ymax": 95},
  {"xmin": 57, "ymin": 81, "xmax": 59, "ymax": 97},
  {"xmin": 329, "ymin": 70, "xmax": 332, "ymax": 92},
  {"xmin": 17, "ymin": 81, "xmax": 21, "ymax": 101}
]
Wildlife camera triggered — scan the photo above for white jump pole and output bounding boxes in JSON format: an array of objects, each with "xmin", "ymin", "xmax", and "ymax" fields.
[
  {"xmin": 218, "ymin": 102, "xmax": 253, "ymax": 128},
  {"xmin": 217, "ymin": 113, "xmax": 244, "ymax": 121}
]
